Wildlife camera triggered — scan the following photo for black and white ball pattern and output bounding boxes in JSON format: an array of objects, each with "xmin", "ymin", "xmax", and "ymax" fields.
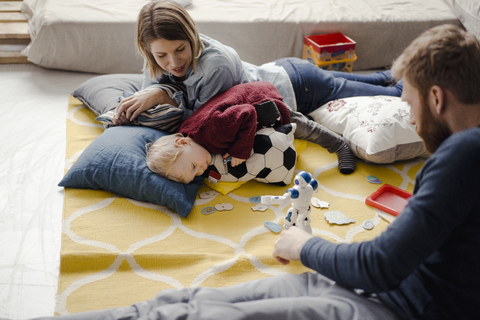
[{"xmin": 207, "ymin": 123, "xmax": 297, "ymax": 186}]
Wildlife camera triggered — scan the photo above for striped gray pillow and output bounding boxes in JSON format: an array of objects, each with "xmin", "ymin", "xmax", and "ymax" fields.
[{"xmin": 96, "ymin": 83, "xmax": 186, "ymax": 133}]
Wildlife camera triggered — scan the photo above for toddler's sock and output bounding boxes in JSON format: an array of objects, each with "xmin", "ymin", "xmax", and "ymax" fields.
[{"xmin": 335, "ymin": 142, "xmax": 356, "ymax": 174}]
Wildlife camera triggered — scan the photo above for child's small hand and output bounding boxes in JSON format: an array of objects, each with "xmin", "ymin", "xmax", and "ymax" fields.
[
  {"xmin": 223, "ymin": 154, "xmax": 246, "ymax": 167},
  {"xmin": 230, "ymin": 157, "xmax": 246, "ymax": 167}
]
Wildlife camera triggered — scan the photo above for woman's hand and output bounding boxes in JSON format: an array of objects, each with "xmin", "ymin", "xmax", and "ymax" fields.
[
  {"xmin": 112, "ymin": 89, "xmax": 178, "ymax": 125},
  {"xmin": 272, "ymin": 227, "xmax": 313, "ymax": 265}
]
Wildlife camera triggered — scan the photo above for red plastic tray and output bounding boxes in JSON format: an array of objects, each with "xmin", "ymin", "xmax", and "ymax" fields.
[
  {"xmin": 304, "ymin": 33, "xmax": 356, "ymax": 55},
  {"xmin": 365, "ymin": 184, "xmax": 412, "ymax": 216}
]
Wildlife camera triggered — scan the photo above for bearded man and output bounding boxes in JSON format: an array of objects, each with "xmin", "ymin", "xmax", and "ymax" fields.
[{"xmin": 274, "ymin": 24, "xmax": 480, "ymax": 320}]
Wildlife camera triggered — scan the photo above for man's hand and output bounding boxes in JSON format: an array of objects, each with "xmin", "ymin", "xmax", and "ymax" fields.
[{"xmin": 272, "ymin": 226, "xmax": 313, "ymax": 265}]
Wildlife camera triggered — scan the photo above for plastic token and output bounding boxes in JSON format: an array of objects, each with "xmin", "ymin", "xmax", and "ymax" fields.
[
  {"xmin": 202, "ymin": 207, "xmax": 216, "ymax": 215},
  {"xmin": 252, "ymin": 204, "xmax": 268, "ymax": 212},
  {"xmin": 311, "ymin": 197, "xmax": 329, "ymax": 208},
  {"xmin": 366, "ymin": 175, "xmax": 381, "ymax": 184},
  {"xmin": 264, "ymin": 221, "xmax": 282, "ymax": 233},
  {"xmin": 319, "ymin": 201, "xmax": 330, "ymax": 208},
  {"xmin": 363, "ymin": 219, "xmax": 375, "ymax": 230},
  {"xmin": 311, "ymin": 197, "xmax": 321, "ymax": 207},
  {"xmin": 199, "ymin": 191, "xmax": 218, "ymax": 199},
  {"xmin": 324, "ymin": 211, "xmax": 355, "ymax": 225},
  {"xmin": 250, "ymin": 196, "xmax": 261, "ymax": 204},
  {"xmin": 215, "ymin": 203, "xmax": 233, "ymax": 211}
]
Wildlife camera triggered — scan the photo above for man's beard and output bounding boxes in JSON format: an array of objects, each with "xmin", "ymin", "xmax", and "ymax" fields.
[{"xmin": 417, "ymin": 97, "xmax": 452, "ymax": 154}]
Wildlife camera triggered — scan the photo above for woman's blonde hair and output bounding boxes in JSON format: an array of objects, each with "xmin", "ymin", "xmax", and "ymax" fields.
[
  {"xmin": 146, "ymin": 133, "xmax": 188, "ymax": 183},
  {"xmin": 137, "ymin": 0, "xmax": 204, "ymax": 78},
  {"xmin": 392, "ymin": 24, "xmax": 480, "ymax": 104}
]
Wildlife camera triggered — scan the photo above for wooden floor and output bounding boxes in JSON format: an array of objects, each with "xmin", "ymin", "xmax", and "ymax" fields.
[{"xmin": 0, "ymin": 0, "xmax": 30, "ymax": 64}]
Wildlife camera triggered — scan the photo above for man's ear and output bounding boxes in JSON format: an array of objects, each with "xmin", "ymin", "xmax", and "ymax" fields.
[
  {"xmin": 174, "ymin": 136, "xmax": 191, "ymax": 147},
  {"xmin": 429, "ymin": 85, "xmax": 445, "ymax": 115}
]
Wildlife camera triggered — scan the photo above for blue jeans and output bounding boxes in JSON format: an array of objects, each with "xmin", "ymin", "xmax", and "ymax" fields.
[{"xmin": 275, "ymin": 58, "xmax": 403, "ymax": 115}]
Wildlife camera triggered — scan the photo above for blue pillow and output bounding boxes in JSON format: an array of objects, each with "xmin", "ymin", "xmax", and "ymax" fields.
[{"xmin": 58, "ymin": 126, "xmax": 201, "ymax": 217}]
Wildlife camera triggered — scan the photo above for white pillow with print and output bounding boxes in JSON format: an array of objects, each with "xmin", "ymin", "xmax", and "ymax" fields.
[{"xmin": 309, "ymin": 96, "xmax": 430, "ymax": 163}]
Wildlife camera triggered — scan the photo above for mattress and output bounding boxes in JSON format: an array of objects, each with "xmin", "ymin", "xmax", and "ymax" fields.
[{"xmin": 21, "ymin": 0, "xmax": 461, "ymax": 74}]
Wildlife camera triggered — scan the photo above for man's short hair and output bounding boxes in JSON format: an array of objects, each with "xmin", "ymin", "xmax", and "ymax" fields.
[{"xmin": 392, "ymin": 24, "xmax": 480, "ymax": 104}]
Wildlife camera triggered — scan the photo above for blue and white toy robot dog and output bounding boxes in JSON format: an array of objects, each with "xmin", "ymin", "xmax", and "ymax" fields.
[{"xmin": 261, "ymin": 171, "xmax": 319, "ymax": 234}]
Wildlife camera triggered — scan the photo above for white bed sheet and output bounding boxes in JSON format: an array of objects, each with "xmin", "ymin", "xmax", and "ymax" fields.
[
  {"xmin": 0, "ymin": 64, "xmax": 97, "ymax": 319},
  {"xmin": 445, "ymin": 0, "xmax": 480, "ymax": 39},
  {"xmin": 21, "ymin": 0, "xmax": 461, "ymax": 74}
]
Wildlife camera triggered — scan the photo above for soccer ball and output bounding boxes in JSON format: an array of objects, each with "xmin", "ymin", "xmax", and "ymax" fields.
[{"xmin": 206, "ymin": 123, "xmax": 297, "ymax": 186}]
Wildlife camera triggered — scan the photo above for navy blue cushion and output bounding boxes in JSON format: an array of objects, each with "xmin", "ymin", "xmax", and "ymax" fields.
[{"xmin": 58, "ymin": 126, "xmax": 201, "ymax": 217}]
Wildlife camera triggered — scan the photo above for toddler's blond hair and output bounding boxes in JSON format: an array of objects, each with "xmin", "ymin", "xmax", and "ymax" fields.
[{"xmin": 146, "ymin": 133, "xmax": 188, "ymax": 183}]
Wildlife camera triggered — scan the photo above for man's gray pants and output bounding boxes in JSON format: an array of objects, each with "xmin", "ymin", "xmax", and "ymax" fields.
[{"xmin": 36, "ymin": 273, "xmax": 398, "ymax": 320}]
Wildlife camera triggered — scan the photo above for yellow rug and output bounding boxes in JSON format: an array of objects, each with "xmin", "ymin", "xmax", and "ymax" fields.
[{"xmin": 56, "ymin": 96, "xmax": 425, "ymax": 315}]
